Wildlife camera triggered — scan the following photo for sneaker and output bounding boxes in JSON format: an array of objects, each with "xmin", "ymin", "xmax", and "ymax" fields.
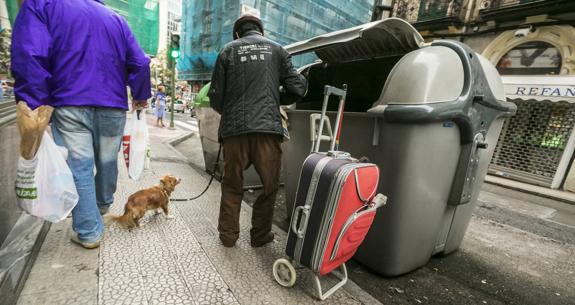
[
  {"xmin": 70, "ymin": 235, "xmax": 101, "ymax": 249},
  {"xmin": 251, "ymin": 232, "xmax": 275, "ymax": 248}
]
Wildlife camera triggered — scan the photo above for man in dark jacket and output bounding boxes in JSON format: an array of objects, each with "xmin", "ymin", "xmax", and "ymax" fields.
[{"xmin": 209, "ymin": 13, "xmax": 307, "ymax": 248}]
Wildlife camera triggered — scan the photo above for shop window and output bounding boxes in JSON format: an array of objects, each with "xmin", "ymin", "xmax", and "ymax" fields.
[{"xmin": 496, "ymin": 41, "xmax": 562, "ymax": 75}]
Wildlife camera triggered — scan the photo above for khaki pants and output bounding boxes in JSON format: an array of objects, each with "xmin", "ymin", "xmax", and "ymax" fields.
[{"xmin": 218, "ymin": 133, "xmax": 282, "ymax": 244}]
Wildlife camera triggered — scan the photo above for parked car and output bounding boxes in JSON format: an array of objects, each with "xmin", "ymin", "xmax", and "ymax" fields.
[{"xmin": 170, "ymin": 99, "xmax": 186, "ymax": 113}]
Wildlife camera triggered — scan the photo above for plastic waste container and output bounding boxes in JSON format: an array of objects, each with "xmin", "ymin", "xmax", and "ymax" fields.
[{"xmin": 281, "ymin": 18, "xmax": 517, "ymax": 276}]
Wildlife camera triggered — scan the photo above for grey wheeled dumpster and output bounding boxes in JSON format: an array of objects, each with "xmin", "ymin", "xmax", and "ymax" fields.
[{"xmin": 281, "ymin": 18, "xmax": 516, "ymax": 276}]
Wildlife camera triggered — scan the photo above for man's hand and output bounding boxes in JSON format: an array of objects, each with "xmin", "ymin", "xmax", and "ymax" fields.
[{"xmin": 132, "ymin": 100, "xmax": 148, "ymax": 110}]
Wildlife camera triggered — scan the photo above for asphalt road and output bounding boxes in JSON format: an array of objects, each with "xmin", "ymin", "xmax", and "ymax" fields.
[{"xmin": 173, "ymin": 115, "xmax": 575, "ymax": 305}]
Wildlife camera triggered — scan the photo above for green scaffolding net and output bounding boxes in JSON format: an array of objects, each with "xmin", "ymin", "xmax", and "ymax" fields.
[
  {"xmin": 106, "ymin": 0, "xmax": 159, "ymax": 56},
  {"xmin": 5, "ymin": 0, "xmax": 19, "ymax": 26},
  {"xmin": 178, "ymin": 0, "xmax": 374, "ymax": 81}
]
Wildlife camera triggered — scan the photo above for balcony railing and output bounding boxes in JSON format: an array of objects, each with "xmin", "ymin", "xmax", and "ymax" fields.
[
  {"xmin": 479, "ymin": 0, "xmax": 575, "ymax": 21},
  {"xmin": 486, "ymin": 0, "xmax": 551, "ymax": 10},
  {"xmin": 393, "ymin": 0, "xmax": 463, "ymax": 29},
  {"xmin": 417, "ymin": 0, "xmax": 462, "ymax": 23}
]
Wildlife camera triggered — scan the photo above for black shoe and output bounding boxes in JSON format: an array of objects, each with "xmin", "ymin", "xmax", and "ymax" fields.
[
  {"xmin": 220, "ymin": 237, "xmax": 236, "ymax": 248},
  {"xmin": 251, "ymin": 232, "xmax": 274, "ymax": 248}
]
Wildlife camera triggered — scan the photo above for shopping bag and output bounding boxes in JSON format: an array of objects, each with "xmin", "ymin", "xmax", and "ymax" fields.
[
  {"xmin": 122, "ymin": 120, "xmax": 131, "ymax": 170},
  {"xmin": 16, "ymin": 102, "xmax": 53, "ymax": 160},
  {"xmin": 128, "ymin": 110, "xmax": 150, "ymax": 180},
  {"xmin": 15, "ymin": 132, "xmax": 79, "ymax": 223}
]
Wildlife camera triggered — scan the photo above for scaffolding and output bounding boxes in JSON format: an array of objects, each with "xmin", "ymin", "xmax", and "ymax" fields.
[
  {"xmin": 106, "ymin": 0, "xmax": 160, "ymax": 56},
  {"xmin": 178, "ymin": 0, "xmax": 374, "ymax": 81},
  {"xmin": 5, "ymin": 0, "xmax": 18, "ymax": 26}
]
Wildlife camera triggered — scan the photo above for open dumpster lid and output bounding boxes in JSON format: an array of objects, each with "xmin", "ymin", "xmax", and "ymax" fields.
[{"xmin": 284, "ymin": 18, "xmax": 424, "ymax": 64}]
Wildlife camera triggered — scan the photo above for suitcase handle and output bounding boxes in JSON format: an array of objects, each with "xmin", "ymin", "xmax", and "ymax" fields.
[
  {"xmin": 313, "ymin": 84, "xmax": 347, "ymax": 153},
  {"xmin": 291, "ymin": 205, "xmax": 310, "ymax": 238}
]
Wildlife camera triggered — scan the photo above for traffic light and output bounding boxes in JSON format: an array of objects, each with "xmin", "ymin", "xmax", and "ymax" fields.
[{"xmin": 169, "ymin": 32, "xmax": 180, "ymax": 59}]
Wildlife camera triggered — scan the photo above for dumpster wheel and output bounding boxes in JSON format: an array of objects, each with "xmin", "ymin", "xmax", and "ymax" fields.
[{"xmin": 273, "ymin": 258, "xmax": 297, "ymax": 287}]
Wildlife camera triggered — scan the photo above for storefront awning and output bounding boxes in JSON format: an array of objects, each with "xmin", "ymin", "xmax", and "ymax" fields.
[{"xmin": 502, "ymin": 75, "xmax": 575, "ymax": 103}]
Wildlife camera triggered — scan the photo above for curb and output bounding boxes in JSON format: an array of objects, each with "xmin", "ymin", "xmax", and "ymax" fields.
[
  {"xmin": 485, "ymin": 176, "xmax": 575, "ymax": 205},
  {"xmin": 168, "ymin": 131, "xmax": 196, "ymax": 147}
]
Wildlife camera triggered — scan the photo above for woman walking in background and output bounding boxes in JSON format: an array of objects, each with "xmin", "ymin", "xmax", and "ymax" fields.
[{"xmin": 154, "ymin": 85, "xmax": 167, "ymax": 127}]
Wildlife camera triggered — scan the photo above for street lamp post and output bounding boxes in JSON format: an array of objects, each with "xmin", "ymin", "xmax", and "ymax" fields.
[{"xmin": 169, "ymin": 58, "xmax": 176, "ymax": 129}]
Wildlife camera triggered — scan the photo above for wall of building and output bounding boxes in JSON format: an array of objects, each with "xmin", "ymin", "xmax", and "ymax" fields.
[
  {"xmin": 158, "ymin": 0, "xmax": 169, "ymax": 53},
  {"xmin": 565, "ymin": 162, "xmax": 575, "ymax": 191},
  {"xmin": 461, "ymin": 33, "xmax": 499, "ymax": 54},
  {"xmin": 178, "ymin": 0, "xmax": 373, "ymax": 81},
  {"xmin": 158, "ymin": 0, "xmax": 183, "ymax": 55}
]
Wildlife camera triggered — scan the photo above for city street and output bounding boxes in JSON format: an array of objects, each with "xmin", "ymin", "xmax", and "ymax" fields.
[
  {"xmin": 169, "ymin": 111, "xmax": 199, "ymax": 134},
  {"xmin": 3, "ymin": 0, "xmax": 575, "ymax": 305}
]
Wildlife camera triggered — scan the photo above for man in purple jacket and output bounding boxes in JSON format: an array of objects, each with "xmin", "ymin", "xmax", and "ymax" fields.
[{"xmin": 11, "ymin": 0, "xmax": 151, "ymax": 249}]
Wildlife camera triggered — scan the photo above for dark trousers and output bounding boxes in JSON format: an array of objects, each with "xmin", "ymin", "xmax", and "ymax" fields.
[{"xmin": 218, "ymin": 133, "xmax": 282, "ymax": 244}]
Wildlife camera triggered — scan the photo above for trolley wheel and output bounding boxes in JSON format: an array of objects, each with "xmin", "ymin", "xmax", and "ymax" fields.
[{"xmin": 273, "ymin": 258, "xmax": 297, "ymax": 287}]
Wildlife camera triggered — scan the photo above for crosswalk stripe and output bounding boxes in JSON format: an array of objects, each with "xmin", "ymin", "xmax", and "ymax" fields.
[
  {"xmin": 175, "ymin": 121, "xmax": 199, "ymax": 131},
  {"xmin": 186, "ymin": 120, "xmax": 198, "ymax": 126}
]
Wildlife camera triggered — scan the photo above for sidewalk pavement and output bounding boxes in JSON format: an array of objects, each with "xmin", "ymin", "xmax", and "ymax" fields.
[
  {"xmin": 16, "ymin": 117, "xmax": 381, "ymax": 305},
  {"xmin": 14, "ymin": 114, "xmax": 575, "ymax": 305}
]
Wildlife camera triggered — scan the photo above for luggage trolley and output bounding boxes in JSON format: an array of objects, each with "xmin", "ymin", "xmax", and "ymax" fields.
[{"xmin": 272, "ymin": 85, "xmax": 387, "ymax": 300}]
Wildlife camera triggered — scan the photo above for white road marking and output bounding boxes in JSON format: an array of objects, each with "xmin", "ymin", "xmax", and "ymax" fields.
[{"xmin": 175, "ymin": 121, "xmax": 199, "ymax": 132}]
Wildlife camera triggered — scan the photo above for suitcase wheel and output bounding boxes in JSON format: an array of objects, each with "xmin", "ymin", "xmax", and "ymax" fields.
[{"xmin": 272, "ymin": 258, "xmax": 297, "ymax": 287}]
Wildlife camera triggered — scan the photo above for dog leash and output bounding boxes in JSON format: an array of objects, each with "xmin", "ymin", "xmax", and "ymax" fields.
[{"xmin": 170, "ymin": 145, "xmax": 222, "ymax": 202}]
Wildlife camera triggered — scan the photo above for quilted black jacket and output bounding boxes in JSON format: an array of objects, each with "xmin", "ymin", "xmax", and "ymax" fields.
[{"xmin": 209, "ymin": 31, "xmax": 307, "ymax": 141}]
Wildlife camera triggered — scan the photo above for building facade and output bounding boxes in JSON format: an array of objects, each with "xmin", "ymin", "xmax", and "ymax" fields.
[
  {"xmin": 178, "ymin": 0, "xmax": 374, "ymax": 87},
  {"xmin": 158, "ymin": 0, "xmax": 183, "ymax": 53},
  {"xmin": 389, "ymin": 0, "xmax": 575, "ymax": 192},
  {"xmin": 106, "ymin": 0, "xmax": 160, "ymax": 56}
]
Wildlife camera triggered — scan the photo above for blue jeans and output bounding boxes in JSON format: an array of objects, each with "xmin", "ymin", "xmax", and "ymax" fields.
[{"xmin": 51, "ymin": 107, "xmax": 126, "ymax": 242}]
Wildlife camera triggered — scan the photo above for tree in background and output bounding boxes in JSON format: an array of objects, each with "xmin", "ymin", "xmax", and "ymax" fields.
[
  {"xmin": 0, "ymin": 29, "xmax": 11, "ymax": 78},
  {"xmin": 150, "ymin": 49, "xmax": 173, "ymax": 89}
]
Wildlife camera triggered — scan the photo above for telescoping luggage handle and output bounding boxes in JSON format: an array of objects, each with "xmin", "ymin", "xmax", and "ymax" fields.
[{"xmin": 313, "ymin": 85, "xmax": 347, "ymax": 153}]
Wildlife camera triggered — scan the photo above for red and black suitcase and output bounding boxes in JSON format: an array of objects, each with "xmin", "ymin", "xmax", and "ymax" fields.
[{"xmin": 273, "ymin": 85, "xmax": 387, "ymax": 300}]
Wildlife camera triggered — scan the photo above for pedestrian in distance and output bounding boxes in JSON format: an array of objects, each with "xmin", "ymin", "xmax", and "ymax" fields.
[
  {"xmin": 209, "ymin": 13, "xmax": 307, "ymax": 248},
  {"xmin": 154, "ymin": 85, "xmax": 167, "ymax": 127},
  {"xmin": 12, "ymin": 0, "xmax": 151, "ymax": 249}
]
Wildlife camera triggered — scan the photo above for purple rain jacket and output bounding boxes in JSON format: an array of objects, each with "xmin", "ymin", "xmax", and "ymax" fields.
[{"xmin": 11, "ymin": 0, "xmax": 151, "ymax": 110}]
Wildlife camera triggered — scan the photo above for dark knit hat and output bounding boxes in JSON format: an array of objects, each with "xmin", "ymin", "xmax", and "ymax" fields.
[{"xmin": 233, "ymin": 13, "xmax": 264, "ymax": 40}]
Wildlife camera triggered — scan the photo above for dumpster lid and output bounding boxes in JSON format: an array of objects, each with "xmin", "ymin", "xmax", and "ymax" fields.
[{"xmin": 285, "ymin": 18, "xmax": 424, "ymax": 63}]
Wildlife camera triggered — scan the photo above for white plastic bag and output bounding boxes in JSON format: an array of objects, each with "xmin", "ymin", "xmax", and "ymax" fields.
[
  {"xmin": 15, "ymin": 132, "xmax": 78, "ymax": 223},
  {"xmin": 127, "ymin": 110, "xmax": 150, "ymax": 180}
]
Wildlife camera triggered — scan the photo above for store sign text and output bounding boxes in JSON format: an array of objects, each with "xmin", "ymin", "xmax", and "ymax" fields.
[{"xmin": 513, "ymin": 86, "xmax": 575, "ymax": 98}]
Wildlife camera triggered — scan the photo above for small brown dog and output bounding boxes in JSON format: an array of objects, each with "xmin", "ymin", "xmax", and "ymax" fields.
[{"xmin": 109, "ymin": 175, "xmax": 181, "ymax": 229}]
